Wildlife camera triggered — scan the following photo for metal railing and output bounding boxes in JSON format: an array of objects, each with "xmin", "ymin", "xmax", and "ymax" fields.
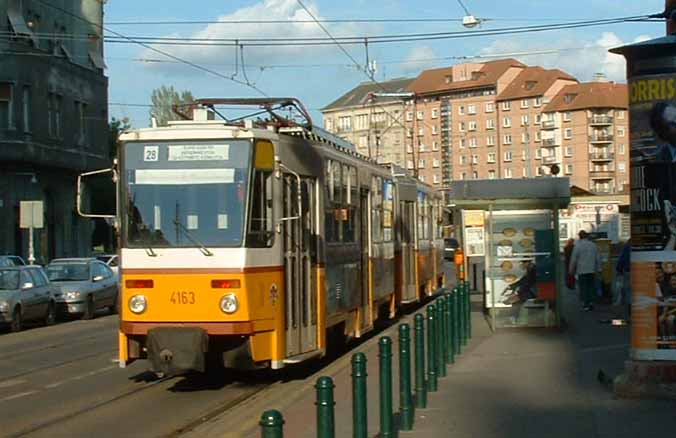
[
  {"xmin": 589, "ymin": 134, "xmax": 614, "ymax": 142},
  {"xmin": 259, "ymin": 282, "xmax": 473, "ymax": 438},
  {"xmin": 542, "ymin": 138, "xmax": 559, "ymax": 147},
  {"xmin": 589, "ymin": 115, "xmax": 614, "ymax": 125},
  {"xmin": 590, "ymin": 151, "xmax": 615, "ymax": 160},
  {"xmin": 541, "ymin": 120, "xmax": 556, "ymax": 129}
]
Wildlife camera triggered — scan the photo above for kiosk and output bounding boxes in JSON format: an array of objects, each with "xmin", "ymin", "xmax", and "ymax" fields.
[{"xmin": 447, "ymin": 178, "xmax": 571, "ymax": 330}]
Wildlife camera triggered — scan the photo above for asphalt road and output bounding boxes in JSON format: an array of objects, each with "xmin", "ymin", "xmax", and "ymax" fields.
[{"xmin": 0, "ymin": 314, "xmax": 267, "ymax": 438}]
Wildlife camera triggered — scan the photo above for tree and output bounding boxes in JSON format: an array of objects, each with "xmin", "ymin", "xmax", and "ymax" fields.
[
  {"xmin": 149, "ymin": 85, "xmax": 195, "ymax": 126},
  {"xmin": 109, "ymin": 116, "xmax": 131, "ymax": 160}
]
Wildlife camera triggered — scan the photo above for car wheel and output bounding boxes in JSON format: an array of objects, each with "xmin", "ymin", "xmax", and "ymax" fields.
[
  {"xmin": 10, "ymin": 307, "xmax": 22, "ymax": 333},
  {"xmin": 82, "ymin": 296, "xmax": 95, "ymax": 320},
  {"xmin": 45, "ymin": 302, "xmax": 56, "ymax": 326}
]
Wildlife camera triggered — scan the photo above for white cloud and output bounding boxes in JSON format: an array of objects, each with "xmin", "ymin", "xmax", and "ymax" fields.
[
  {"xmin": 400, "ymin": 46, "xmax": 438, "ymax": 73},
  {"xmin": 478, "ymin": 32, "xmax": 654, "ymax": 82}
]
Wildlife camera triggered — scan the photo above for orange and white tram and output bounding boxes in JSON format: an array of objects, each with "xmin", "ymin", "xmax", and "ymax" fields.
[{"xmin": 98, "ymin": 98, "xmax": 445, "ymax": 375}]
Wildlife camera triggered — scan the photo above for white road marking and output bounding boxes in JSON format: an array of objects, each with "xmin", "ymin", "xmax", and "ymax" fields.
[
  {"xmin": 0, "ymin": 391, "xmax": 38, "ymax": 402},
  {"xmin": 0, "ymin": 379, "xmax": 26, "ymax": 389},
  {"xmin": 43, "ymin": 365, "xmax": 118, "ymax": 390}
]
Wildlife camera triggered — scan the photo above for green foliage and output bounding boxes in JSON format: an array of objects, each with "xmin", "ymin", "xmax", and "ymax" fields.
[
  {"xmin": 149, "ymin": 85, "xmax": 195, "ymax": 126},
  {"xmin": 109, "ymin": 116, "xmax": 131, "ymax": 159}
]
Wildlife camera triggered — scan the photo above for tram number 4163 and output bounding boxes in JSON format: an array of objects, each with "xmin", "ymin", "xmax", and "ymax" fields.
[{"xmin": 170, "ymin": 291, "xmax": 196, "ymax": 305}]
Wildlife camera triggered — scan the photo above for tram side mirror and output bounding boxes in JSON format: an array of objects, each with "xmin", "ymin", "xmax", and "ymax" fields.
[{"xmin": 77, "ymin": 167, "xmax": 119, "ymax": 228}]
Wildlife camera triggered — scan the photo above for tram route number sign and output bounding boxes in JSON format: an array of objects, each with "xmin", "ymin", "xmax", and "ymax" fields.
[{"xmin": 170, "ymin": 291, "xmax": 196, "ymax": 305}]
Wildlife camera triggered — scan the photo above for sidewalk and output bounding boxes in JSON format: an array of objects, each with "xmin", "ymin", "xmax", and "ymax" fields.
[{"xmin": 189, "ymin": 287, "xmax": 676, "ymax": 438}]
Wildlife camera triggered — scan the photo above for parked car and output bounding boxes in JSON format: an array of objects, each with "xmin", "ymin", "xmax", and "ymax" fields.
[
  {"xmin": 0, "ymin": 256, "xmax": 26, "ymax": 267},
  {"xmin": 0, "ymin": 265, "xmax": 57, "ymax": 332},
  {"xmin": 94, "ymin": 254, "xmax": 119, "ymax": 275},
  {"xmin": 46, "ymin": 258, "xmax": 118, "ymax": 319},
  {"xmin": 444, "ymin": 237, "xmax": 460, "ymax": 261}
]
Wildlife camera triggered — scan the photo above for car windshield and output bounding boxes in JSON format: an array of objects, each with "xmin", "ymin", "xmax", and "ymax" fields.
[
  {"xmin": 122, "ymin": 141, "xmax": 252, "ymax": 248},
  {"xmin": 46, "ymin": 264, "xmax": 90, "ymax": 282},
  {"xmin": 0, "ymin": 270, "xmax": 19, "ymax": 290}
]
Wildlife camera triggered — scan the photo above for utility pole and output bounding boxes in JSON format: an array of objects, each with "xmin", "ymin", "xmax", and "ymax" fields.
[{"xmin": 609, "ymin": 0, "xmax": 676, "ymax": 399}]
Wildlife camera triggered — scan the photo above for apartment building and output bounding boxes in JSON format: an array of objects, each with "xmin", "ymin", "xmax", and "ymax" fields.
[
  {"xmin": 0, "ymin": 0, "xmax": 110, "ymax": 260},
  {"xmin": 541, "ymin": 81, "xmax": 629, "ymax": 194},
  {"xmin": 321, "ymin": 78, "xmax": 413, "ymax": 166},
  {"xmin": 404, "ymin": 59, "xmax": 526, "ymax": 185}
]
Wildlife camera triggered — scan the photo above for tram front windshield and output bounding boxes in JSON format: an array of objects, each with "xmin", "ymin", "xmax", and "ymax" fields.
[{"xmin": 122, "ymin": 141, "xmax": 252, "ymax": 248}]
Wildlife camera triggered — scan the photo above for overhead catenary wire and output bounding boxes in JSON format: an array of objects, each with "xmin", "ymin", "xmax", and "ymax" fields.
[{"xmin": 32, "ymin": 0, "xmax": 269, "ymax": 97}]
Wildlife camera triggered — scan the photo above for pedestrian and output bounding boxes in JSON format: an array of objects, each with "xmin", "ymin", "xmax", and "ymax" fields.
[
  {"xmin": 569, "ymin": 230, "xmax": 602, "ymax": 311},
  {"xmin": 564, "ymin": 238, "xmax": 576, "ymax": 290}
]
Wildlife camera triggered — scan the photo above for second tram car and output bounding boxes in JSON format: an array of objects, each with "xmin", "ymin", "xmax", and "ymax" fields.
[{"xmin": 89, "ymin": 99, "xmax": 446, "ymax": 375}]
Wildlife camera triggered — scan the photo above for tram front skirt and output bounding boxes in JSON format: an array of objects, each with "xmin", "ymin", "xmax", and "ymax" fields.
[{"xmin": 146, "ymin": 327, "xmax": 209, "ymax": 376}]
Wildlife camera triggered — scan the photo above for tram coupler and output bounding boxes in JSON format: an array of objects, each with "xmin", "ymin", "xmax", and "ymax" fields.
[{"xmin": 146, "ymin": 327, "xmax": 208, "ymax": 376}]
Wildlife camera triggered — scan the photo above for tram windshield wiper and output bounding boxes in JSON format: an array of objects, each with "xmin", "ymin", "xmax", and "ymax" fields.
[{"xmin": 172, "ymin": 220, "xmax": 214, "ymax": 256}]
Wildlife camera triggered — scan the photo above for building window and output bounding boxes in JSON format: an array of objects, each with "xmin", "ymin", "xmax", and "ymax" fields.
[
  {"xmin": 564, "ymin": 128, "xmax": 573, "ymax": 139},
  {"xmin": 486, "ymin": 119, "xmax": 495, "ymax": 130},
  {"xmin": 504, "ymin": 168, "xmax": 513, "ymax": 178},
  {"xmin": 22, "ymin": 86, "xmax": 30, "ymax": 133},
  {"xmin": 406, "ymin": 112, "xmax": 413, "ymax": 121},
  {"xmin": 418, "ymin": 159, "xmax": 426, "ymax": 169},
  {"xmin": 416, "ymin": 111, "xmax": 424, "ymax": 120},
  {"xmin": 617, "ymin": 110, "xmax": 625, "ymax": 119},
  {"xmin": 469, "ymin": 137, "xmax": 478, "ymax": 148},
  {"xmin": 504, "ymin": 151, "xmax": 513, "ymax": 162},
  {"xmin": 536, "ymin": 167, "xmax": 543, "ymax": 176},
  {"xmin": 487, "ymin": 135, "xmax": 495, "ymax": 146},
  {"xmin": 619, "ymin": 162, "xmax": 626, "ymax": 172},
  {"xmin": 458, "ymin": 121, "xmax": 465, "ymax": 132},
  {"xmin": 0, "ymin": 82, "xmax": 15, "ymax": 130},
  {"xmin": 325, "ymin": 118, "xmax": 334, "ymax": 132},
  {"xmin": 535, "ymin": 114, "xmax": 542, "ymax": 124},
  {"xmin": 75, "ymin": 101, "xmax": 87, "ymax": 144},
  {"xmin": 431, "ymin": 109, "xmax": 438, "ymax": 119},
  {"xmin": 433, "ymin": 174, "xmax": 440, "ymax": 184},
  {"xmin": 460, "ymin": 156, "xmax": 467, "ymax": 165},
  {"xmin": 358, "ymin": 136, "xmax": 368, "ymax": 149},
  {"xmin": 521, "ymin": 115, "xmax": 529, "ymax": 126},
  {"xmin": 418, "ymin": 143, "xmax": 426, "ymax": 152},
  {"xmin": 535, "ymin": 148, "xmax": 542, "ymax": 159},
  {"xmin": 458, "ymin": 106, "xmax": 465, "ymax": 115},
  {"xmin": 355, "ymin": 114, "xmax": 369, "ymax": 130},
  {"xmin": 471, "ymin": 154, "xmax": 478, "ymax": 164},
  {"xmin": 523, "ymin": 168, "xmax": 528, "ymax": 178},
  {"xmin": 502, "ymin": 101, "xmax": 511, "ymax": 111},
  {"xmin": 459, "ymin": 138, "xmax": 466, "ymax": 148},
  {"xmin": 487, "ymin": 152, "xmax": 496, "ymax": 163},
  {"xmin": 522, "ymin": 149, "xmax": 528, "ymax": 161},
  {"xmin": 618, "ymin": 143, "xmax": 626, "ymax": 154},
  {"xmin": 53, "ymin": 94, "xmax": 62, "ymax": 138},
  {"xmin": 617, "ymin": 127, "xmax": 626, "ymax": 137},
  {"xmin": 468, "ymin": 120, "xmax": 477, "ymax": 131},
  {"xmin": 565, "ymin": 164, "xmax": 573, "ymax": 174},
  {"xmin": 338, "ymin": 116, "xmax": 352, "ymax": 132},
  {"xmin": 488, "ymin": 170, "xmax": 496, "ymax": 179},
  {"xmin": 565, "ymin": 146, "xmax": 573, "ymax": 157},
  {"xmin": 432, "ymin": 125, "xmax": 439, "ymax": 135},
  {"xmin": 432, "ymin": 141, "xmax": 439, "ymax": 151},
  {"xmin": 460, "ymin": 172, "xmax": 467, "ymax": 180},
  {"xmin": 521, "ymin": 99, "xmax": 529, "ymax": 109},
  {"xmin": 503, "ymin": 116, "xmax": 512, "ymax": 128},
  {"xmin": 563, "ymin": 111, "xmax": 572, "ymax": 121},
  {"xmin": 486, "ymin": 102, "xmax": 495, "ymax": 113},
  {"xmin": 406, "ymin": 128, "xmax": 413, "ymax": 138},
  {"xmin": 407, "ymin": 143, "xmax": 413, "ymax": 153},
  {"xmin": 503, "ymin": 134, "xmax": 512, "ymax": 145},
  {"xmin": 535, "ymin": 131, "xmax": 542, "ymax": 142},
  {"xmin": 468, "ymin": 104, "xmax": 476, "ymax": 115},
  {"xmin": 534, "ymin": 97, "xmax": 543, "ymax": 107},
  {"xmin": 433, "ymin": 158, "xmax": 440, "ymax": 168},
  {"xmin": 407, "ymin": 160, "xmax": 414, "ymax": 169},
  {"xmin": 472, "ymin": 171, "xmax": 479, "ymax": 179},
  {"xmin": 522, "ymin": 133, "xmax": 530, "ymax": 144},
  {"xmin": 419, "ymin": 175, "xmax": 426, "ymax": 183},
  {"xmin": 417, "ymin": 127, "xmax": 424, "ymax": 136}
]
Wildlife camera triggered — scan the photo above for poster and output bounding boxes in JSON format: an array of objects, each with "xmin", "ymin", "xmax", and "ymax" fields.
[
  {"xmin": 465, "ymin": 226, "xmax": 485, "ymax": 257},
  {"xmin": 629, "ymin": 73, "xmax": 676, "ymax": 360}
]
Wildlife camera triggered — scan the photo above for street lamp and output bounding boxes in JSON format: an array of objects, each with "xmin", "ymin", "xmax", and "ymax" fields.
[{"xmin": 457, "ymin": 0, "xmax": 482, "ymax": 28}]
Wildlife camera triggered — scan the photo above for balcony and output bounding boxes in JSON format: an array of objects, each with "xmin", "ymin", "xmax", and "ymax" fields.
[
  {"xmin": 589, "ymin": 169, "xmax": 615, "ymax": 179},
  {"xmin": 589, "ymin": 134, "xmax": 614, "ymax": 143},
  {"xmin": 589, "ymin": 115, "xmax": 614, "ymax": 126},
  {"xmin": 543, "ymin": 156, "xmax": 560, "ymax": 164},
  {"xmin": 542, "ymin": 137, "xmax": 560, "ymax": 147},
  {"xmin": 591, "ymin": 188, "xmax": 614, "ymax": 195},
  {"xmin": 590, "ymin": 151, "xmax": 615, "ymax": 161},
  {"xmin": 541, "ymin": 120, "xmax": 556, "ymax": 129}
]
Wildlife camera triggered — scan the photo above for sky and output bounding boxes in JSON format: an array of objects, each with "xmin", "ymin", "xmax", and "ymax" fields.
[{"xmin": 104, "ymin": 0, "xmax": 667, "ymax": 127}]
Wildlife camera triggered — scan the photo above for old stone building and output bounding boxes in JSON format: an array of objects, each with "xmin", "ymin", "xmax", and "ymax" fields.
[{"xmin": 0, "ymin": 0, "xmax": 110, "ymax": 262}]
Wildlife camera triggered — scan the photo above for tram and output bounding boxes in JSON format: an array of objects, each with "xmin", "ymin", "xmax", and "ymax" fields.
[{"xmin": 85, "ymin": 98, "xmax": 446, "ymax": 375}]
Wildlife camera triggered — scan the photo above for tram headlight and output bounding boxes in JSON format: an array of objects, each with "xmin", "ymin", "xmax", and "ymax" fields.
[
  {"xmin": 129, "ymin": 295, "xmax": 147, "ymax": 314},
  {"xmin": 219, "ymin": 294, "xmax": 238, "ymax": 314}
]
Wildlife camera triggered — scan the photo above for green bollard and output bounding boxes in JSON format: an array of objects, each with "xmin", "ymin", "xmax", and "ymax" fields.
[
  {"xmin": 461, "ymin": 283, "xmax": 468, "ymax": 347},
  {"xmin": 454, "ymin": 286, "xmax": 463, "ymax": 353},
  {"xmin": 260, "ymin": 410, "xmax": 285, "ymax": 438},
  {"xmin": 465, "ymin": 280, "xmax": 472, "ymax": 340},
  {"xmin": 315, "ymin": 376, "xmax": 335, "ymax": 438},
  {"xmin": 463, "ymin": 281, "xmax": 470, "ymax": 345},
  {"xmin": 444, "ymin": 293, "xmax": 455, "ymax": 364},
  {"xmin": 351, "ymin": 353, "xmax": 368, "ymax": 438},
  {"xmin": 426, "ymin": 305, "xmax": 438, "ymax": 392},
  {"xmin": 398, "ymin": 324, "xmax": 414, "ymax": 431},
  {"xmin": 414, "ymin": 314, "xmax": 427, "ymax": 409},
  {"xmin": 379, "ymin": 337, "xmax": 394, "ymax": 438},
  {"xmin": 450, "ymin": 287, "xmax": 459, "ymax": 357},
  {"xmin": 436, "ymin": 298, "xmax": 446, "ymax": 378}
]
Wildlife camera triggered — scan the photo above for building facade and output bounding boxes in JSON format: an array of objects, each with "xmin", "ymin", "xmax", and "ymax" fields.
[
  {"xmin": 0, "ymin": 0, "xmax": 110, "ymax": 262},
  {"xmin": 321, "ymin": 78, "xmax": 413, "ymax": 166}
]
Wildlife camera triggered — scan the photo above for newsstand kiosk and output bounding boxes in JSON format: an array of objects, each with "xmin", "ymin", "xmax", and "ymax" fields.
[{"xmin": 447, "ymin": 178, "xmax": 571, "ymax": 330}]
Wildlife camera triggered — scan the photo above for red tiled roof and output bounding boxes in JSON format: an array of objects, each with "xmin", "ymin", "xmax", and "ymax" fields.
[
  {"xmin": 496, "ymin": 67, "xmax": 577, "ymax": 101},
  {"xmin": 407, "ymin": 58, "xmax": 526, "ymax": 95},
  {"xmin": 542, "ymin": 82, "xmax": 629, "ymax": 112}
]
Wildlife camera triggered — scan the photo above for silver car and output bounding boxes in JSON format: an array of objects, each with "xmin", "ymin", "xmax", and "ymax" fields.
[
  {"xmin": 0, "ymin": 266, "xmax": 57, "ymax": 332},
  {"xmin": 46, "ymin": 258, "xmax": 118, "ymax": 319}
]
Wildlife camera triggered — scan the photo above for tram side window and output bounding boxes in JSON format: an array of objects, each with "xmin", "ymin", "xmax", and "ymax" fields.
[
  {"xmin": 417, "ymin": 194, "xmax": 425, "ymax": 240},
  {"xmin": 371, "ymin": 176, "xmax": 383, "ymax": 242},
  {"xmin": 382, "ymin": 179, "xmax": 394, "ymax": 242},
  {"xmin": 342, "ymin": 165, "xmax": 357, "ymax": 243},
  {"xmin": 247, "ymin": 170, "xmax": 274, "ymax": 247}
]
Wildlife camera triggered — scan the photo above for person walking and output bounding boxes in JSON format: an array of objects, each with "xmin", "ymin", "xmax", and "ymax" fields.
[{"xmin": 569, "ymin": 230, "xmax": 602, "ymax": 311}]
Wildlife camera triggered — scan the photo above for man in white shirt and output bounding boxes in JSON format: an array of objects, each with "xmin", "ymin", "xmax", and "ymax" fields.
[{"xmin": 569, "ymin": 230, "xmax": 602, "ymax": 311}]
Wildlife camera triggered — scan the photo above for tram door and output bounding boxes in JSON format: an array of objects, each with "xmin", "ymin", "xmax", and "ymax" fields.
[
  {"xmin": 283, "ymin": 175, "xmax": 318, "ymax": 358},
  {"xmin": 400, "ymin": 201, "xmax": 417, "ymax": 302},
  {"xmin": 359, "ymin": 189, "xmax": 371, "ymax": 330}
]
